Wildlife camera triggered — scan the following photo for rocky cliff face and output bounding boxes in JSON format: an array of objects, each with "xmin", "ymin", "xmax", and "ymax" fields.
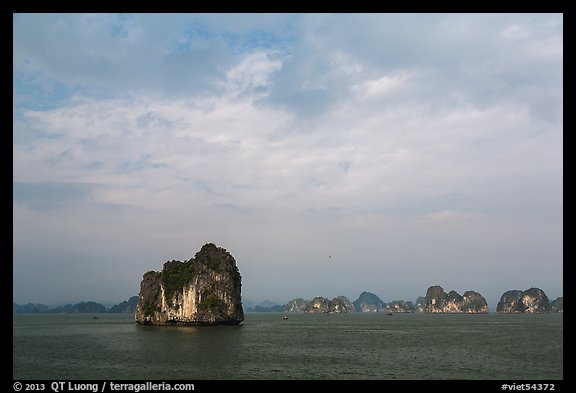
[
  {"xmin": 415, "ymin": 296, "xmax": 426, "ymax": 312},
  {"xmin": 425, "ymin": 285, "xmax": 448, "ymax": 313},
  {"xmin": 520, "ymin": 288, "xmax": 550, "ymax": 313},
  {"xmin": 285, "ymin": 296, "xmax": 354, "ymax": 313},
  {"xmin": 285, "ymin": 298, "xmax": 307, "ymax": 312},
  {"xmin": 496, "ymin": 290, "xmax": 524, "ymax": 313},
  {"xmin": 496, "ymin": 288, "xmax": 550, "ymax": 313},
  {"xmin": 135, "ymin": 243, "xmax": 244, "ymax": 325},
  {"xmin": 306, "ymin": 296, "xmax": 331, "ymax": 313},
  {"xmin": 459, "ymin": 291, "xmax": 490, "ymax": 313},
  {"xmin": 333, "ymin": 296, "xmax": 355, "ymax": 313},
  {"xmin": 424, "ymin": 285, "xmax": 488, "ymax": 313},
  {"xmin": 550, "ymin": 297, "xmax": 563, "ymax": 313},
  {"xmin": 385, "ymin": 300, "xmax": 414, "ymax": 313},
  {"xmin": 353, "ymin": 291, "xmax": 386, "ymax": 312}
]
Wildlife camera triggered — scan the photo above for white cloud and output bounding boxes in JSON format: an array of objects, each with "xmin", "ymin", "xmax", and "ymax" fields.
[
  {"xmin": 501, "ymin": 24, "xmax": 532, "ymax": 41},
  {"xmin": 13, "ymin": 13, "xmax": 563, "ymax": 305},
  {"xmin": 352, "ymin": 71, "xmax": 413, "ymax": 100},
  {"xmin": 224, "ymin": 51, "xmax": 283, "ymax": 95}
]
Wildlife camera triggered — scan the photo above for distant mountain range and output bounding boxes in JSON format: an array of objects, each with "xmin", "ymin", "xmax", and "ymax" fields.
[
  {"xmin": 13, "ymin": 296, "xmax": 139, "ymax": 314},
  {"xmin": 249, "ymin": 286, "xmax": 563, "ymax": 314},
  {"xmin": 14, "ymin": 286, "xmax": 564, "ymax": 314}
]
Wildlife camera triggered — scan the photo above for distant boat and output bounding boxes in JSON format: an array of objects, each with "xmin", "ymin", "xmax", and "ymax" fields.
[
  {"xmin": 283, "ymin": 315, "xmax": 288, "ymax": 320},
  {"xmin": 386, "ymin": 313, "xmax": 393, "ymax": 316}
]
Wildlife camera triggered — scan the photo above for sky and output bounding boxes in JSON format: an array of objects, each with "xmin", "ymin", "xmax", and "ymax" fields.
[{"xmin": 13, "ymin": 13, "xmax": 563, "ymax": 310}]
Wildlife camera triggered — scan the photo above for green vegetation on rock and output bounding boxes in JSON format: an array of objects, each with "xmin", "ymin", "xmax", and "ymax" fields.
[
  {"xmin": 159, "ymin": 243, "xmax": 240, "ymax": 304},
  {"xmin": 141, "ymin": 299, "xmax": 158, "ymax": 317},
  {"xmin": 161, "ymin": 259, "xmax": 198, "ymax": 303},
  {"xmin": 198, "ymin": 293, "xmax": 223, "ymax": 311}
]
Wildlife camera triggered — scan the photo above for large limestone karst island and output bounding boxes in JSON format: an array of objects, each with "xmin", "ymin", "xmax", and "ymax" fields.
[
  {"xmin": 496, "ymin": 288, "xmax": 559, "ymax": 313},
  {"xmin": 135, "ymin": 243, "xmax": 244, "ymax": 326},
  {"xmin": 422, "ymin": 285, "xmax": 488, "ymax": 313},
  {"xmin": 285, "ymin": 296, "xmax": 355, "ymax": 313}
]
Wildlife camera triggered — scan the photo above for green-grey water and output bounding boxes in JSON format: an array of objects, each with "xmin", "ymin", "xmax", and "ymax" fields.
[{"xmin": 13, "ymin": 313, "xmax": 563, "ymax": 380}]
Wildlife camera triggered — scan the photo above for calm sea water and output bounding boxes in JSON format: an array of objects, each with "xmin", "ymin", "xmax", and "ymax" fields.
[{"xmin": 13, "ymin": 313, "xmax": 562, "ymax": 380}]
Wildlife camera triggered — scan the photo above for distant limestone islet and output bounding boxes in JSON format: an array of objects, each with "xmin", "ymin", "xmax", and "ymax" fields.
[
  {"xmin": 422, "ymin": 285, "xmax": 488, "ymax": 313},
  {"xmin": 285, "ymin": 296, "xmax": 355, "ymax": 313},
  {"xmin": 284, "ymin": 286, "xmax": 487, "ymax": 314},
  {"xmin": 496, "ymin": 288, "xmax": 563, "ymax": 314},
  {"xmin": 280, "ymin": 286, "xmax": 562, "ymax": 314}
]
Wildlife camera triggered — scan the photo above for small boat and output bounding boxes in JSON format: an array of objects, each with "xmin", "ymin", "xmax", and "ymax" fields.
[
  {"xmin": 386, "ymin": 313, "xmax": 393, "ymax": 316},
  {"xmin": 282, "ymin": 315, "xmax": 289, "ymax": 320}
]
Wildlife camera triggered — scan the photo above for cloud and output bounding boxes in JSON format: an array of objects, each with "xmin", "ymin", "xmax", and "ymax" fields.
[
  {"xmin": 424, "ymin": 210, "xmax": 487, "ymax": 222},
  {"xmin": 12, "ymin": 14, "xmax": 297, "ymax": 105},
  {"xmin": 13, "ymin": 14, "xmax": 562, "ymax": 124},
  {"xmin": 13, "ymin": 181, "xmax": 99, "ymax": 210},
  {"xmin": 13, "ymin": 14, "xmax": 563, "ymax": 305},
  {"xmin": 353, "ymin": 71, "xmax": 413, "ymax": 100}
]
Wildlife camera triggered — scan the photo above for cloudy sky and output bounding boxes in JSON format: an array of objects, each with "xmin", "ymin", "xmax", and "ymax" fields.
[{"xmin": 13, "ymin": 13, "xmax": 563, "ymax": 309}]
